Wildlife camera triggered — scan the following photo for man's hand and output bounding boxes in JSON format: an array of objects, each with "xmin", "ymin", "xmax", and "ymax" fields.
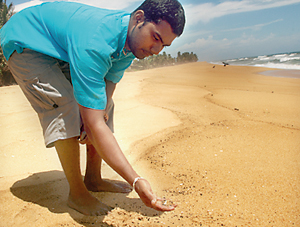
[
  {"xmin": 134, "ymin": 178, "xmax": 177, "ymax": 211},
  {"xmin": 103, "ymin": 112, "xmax": 109, "ymax": 122}
]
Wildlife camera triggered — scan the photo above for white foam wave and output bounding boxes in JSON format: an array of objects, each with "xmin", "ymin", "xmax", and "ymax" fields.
[
  {"xmin": 279, "ymin": 56, "xmax": 300, "ymax": 62},
  {"xmin": 254, "ymin": 62, "xmax": 300, "ymax": 70},
  {"xmin": 274, "ymin": 54, "xmax": 288, "ymax": 58},
  {"xmin": 254, "ymin": 53, "xmax": 300, "ymax": 62},
  {"xmin": 254, "ymin": 55, "xmax": 270, "ymax": 61},
  {"xmin": 217, "ymin": 52, "xmax": 300, "ymax": 69}
]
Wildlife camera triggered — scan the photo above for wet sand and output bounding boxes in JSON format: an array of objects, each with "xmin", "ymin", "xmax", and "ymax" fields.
[
  {"xmin": 0, "ymin": 62, "xmax": 299, "ymax": 226},
  {"xmin": 259, "ymin": 69, "xmax": 300, "ymax": 79}
]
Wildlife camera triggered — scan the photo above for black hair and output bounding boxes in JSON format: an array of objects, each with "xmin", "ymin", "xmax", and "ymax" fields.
[{"xmin": 131, "ymin": 0, "xmax": 185, "ymax": 37}]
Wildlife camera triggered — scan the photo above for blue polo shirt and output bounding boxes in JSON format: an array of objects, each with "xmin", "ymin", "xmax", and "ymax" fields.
[{"xmin": 0, "ymin": 2, "xmax": 135, "ymax": 110}]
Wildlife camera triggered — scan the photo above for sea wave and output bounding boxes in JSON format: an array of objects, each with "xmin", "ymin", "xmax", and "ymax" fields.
[
  {"xmin": 254, "ymin": 63, "xmax": 300, "ymax": 70},
  {"xmin": 279, "ymin": 56, "xmax": 300, "ymax": 62},
  {"xmin": 215, "ymin": 51, "xmax": 300, "ymax": 70}
]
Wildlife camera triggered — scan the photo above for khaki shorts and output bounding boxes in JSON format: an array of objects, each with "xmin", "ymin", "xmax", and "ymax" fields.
[{"xmin": 8, "ymin": 49, "xmax": 114, "ymax": 148}]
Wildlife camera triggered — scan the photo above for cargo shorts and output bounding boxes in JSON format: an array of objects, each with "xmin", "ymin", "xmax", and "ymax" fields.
[{"xmin": 7, "ymin": 49, "xmax": 114, "ymax": 148}]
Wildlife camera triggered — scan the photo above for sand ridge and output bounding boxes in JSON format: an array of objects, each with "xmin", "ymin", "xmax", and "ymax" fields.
[{"xmin": 0, "ymin": 62, "xmax": 299, "ymax": 226}]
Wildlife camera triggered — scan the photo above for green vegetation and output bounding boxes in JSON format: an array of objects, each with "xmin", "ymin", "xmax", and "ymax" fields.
[
  {"xmin": 129, "ymin": 51, "xmax": 198, "ymax": 71},
  {"xmin": 0, "ymin": 0, "xmax": 15, "ymax": 86},
  {"xmin": 0, "ymin": 0, "xmax": 14, "ymax": 25}
]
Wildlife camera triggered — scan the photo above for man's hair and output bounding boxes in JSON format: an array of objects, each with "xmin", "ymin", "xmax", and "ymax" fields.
[{"xmin": 131, "ymin": 0, "xmax": 185, "ymax": 37}]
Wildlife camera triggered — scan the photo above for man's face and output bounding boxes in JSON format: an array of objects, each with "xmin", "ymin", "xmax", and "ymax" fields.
[{"xmin": 127, "ymin": 19, "xmax": 177, "ymax": 59}]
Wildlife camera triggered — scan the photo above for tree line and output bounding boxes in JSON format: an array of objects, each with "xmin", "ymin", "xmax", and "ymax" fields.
[
  {"xmin": 129, "ymin": 51, "xmax": 198, "ymax": 71},
  {"xmin": 0, "ymin": 0, "xmax": 15, "ymax": 86}
]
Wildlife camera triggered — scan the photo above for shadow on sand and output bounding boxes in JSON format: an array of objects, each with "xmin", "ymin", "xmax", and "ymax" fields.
[{"xmin": 10, "ymin": 170, "xmax": 162, "ymax": 226}]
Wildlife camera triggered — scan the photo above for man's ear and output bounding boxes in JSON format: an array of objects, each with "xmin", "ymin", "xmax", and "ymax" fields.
[{"xmin": 133, "ymin": 10, "xmax": 145, "ymax": 24}]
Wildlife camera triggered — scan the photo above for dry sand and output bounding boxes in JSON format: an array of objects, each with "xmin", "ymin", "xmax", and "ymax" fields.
[{"xmin": 0, "ymin": 62, "xmax": 299, "ymax": 226}]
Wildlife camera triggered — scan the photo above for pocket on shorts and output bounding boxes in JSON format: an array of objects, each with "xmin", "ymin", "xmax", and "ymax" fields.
[
  {"xmin": 24, "ymin": 77, "xmax": 61, "ymax": 112},
  {"xmin": 22, "ymin": 64, "xmax": 75, "ymax": 113},
  {"xmin": 8, "ymin": 49, "xmax": 76, "ymax": 113}
]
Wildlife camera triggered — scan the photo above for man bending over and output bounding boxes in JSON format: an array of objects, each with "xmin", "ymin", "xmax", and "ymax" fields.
[{"xmin": 0, "ymin": 0, "xmax": 185, "ymax": 215}]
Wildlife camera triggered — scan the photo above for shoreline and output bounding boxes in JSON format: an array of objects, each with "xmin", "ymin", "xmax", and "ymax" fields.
[{"xmin": 211, "ymin": 61, "xmax": 300, "ymax": 79}]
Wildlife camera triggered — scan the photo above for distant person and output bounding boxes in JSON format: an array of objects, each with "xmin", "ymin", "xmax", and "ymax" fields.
[{"xmin": 0, "ymin": 0, "xmax": 185, "ymax": 215}]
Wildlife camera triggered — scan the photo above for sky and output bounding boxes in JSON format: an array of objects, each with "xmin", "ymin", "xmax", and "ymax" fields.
[{"xmin": 6, "ymin": 0, "xmax": 300, "ymax": 62}]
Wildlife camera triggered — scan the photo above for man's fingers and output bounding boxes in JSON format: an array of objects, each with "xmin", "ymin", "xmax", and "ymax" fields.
[
  {"xmin": 78, "ymin": 131, "xmax": 87, "ymax": 144},
  {"xmin": 104, "ymin": 113, "xmax": 109, "ymax": 122},
  {"xmin": 152, "ymin": 203, "xmax": 177, "ymax": 211},
  {"xmin": 78, "ymin": 131, "xmax": 92, "ymax": 145},
  {"xmin": 135, "ymin": 179, "xmax": 177, "ymax": 212},
  {"xmin": 151, "ymin": 197, "xmax": 177, "ymax": 211}
]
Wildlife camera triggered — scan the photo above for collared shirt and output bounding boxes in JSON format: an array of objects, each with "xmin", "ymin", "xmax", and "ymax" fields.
[{"xmin": 0, "ymin": 2, "xmax": 135, "ymax": 110}]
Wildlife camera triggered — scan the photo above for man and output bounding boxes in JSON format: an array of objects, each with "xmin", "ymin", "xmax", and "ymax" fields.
[{"xmin": 0, "ymin": 0, "xmax": 185, "ymax": 216}]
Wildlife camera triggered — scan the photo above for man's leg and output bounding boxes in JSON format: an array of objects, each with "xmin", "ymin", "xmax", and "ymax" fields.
[
  {"xmin": 7, "ymin": 49, "xmax": 110, "ymax": 215},
  {"xmin": 84, "ymin": 144, "xmax": 132, "ymax": 193},
  {"xmin": 54, "ymin": 137, "xmax": 112, "ymax": 215},
  {"xmin": 83, "ymin": 99, "xmax": 131, "ymax": 193}
]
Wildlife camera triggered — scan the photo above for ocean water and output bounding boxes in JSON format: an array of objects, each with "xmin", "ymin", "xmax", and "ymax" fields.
[
  {"xmin": 213, "ymin": 51, "xmax": 300, "ymax": 79},
  {"xmin": 215, "ymin": 51, "xmax": 300, "ymax": 70}
]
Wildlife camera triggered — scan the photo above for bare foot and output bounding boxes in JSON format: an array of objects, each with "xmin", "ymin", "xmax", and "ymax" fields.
[
  {"xmin": 67, "ymin": 192, "xmax": 112, "ymax": 216},
  {"xmin": 84, "ymin": 178, "xmax": 132, "ymax": 193}
]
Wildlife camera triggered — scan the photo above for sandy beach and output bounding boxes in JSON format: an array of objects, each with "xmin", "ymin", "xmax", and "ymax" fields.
[{"xmin": 0, "ymin": 62, "xmax": 299, "ymax": 226}]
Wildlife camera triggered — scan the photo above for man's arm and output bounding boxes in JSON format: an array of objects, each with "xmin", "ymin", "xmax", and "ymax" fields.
[
  {"xmin": 105, "ymin": 80, "xmax": 115, "ymax": 107},
  {"xmin": 104, "ymin": 80, "xmax": 116, "ymax": 121},
  {"xmin": 78, "ymin": 105, "xmax": 176, "ymax": 211},
  {"xmin": 79, "ymin": 105, "xmax": 138, "ymax": 184}
]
